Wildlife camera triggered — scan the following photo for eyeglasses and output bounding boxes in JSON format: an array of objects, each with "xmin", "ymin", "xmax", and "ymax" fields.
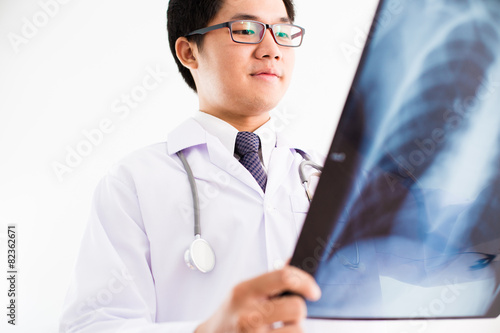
[{"xmin": 185, "ymin": 20, "xmax": 305, "ymax": 47}]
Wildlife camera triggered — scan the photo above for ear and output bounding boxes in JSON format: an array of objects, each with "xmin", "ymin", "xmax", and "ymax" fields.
[{"xmin": 175, "ymin": 37, "xmax": 199, "ymax": 70}]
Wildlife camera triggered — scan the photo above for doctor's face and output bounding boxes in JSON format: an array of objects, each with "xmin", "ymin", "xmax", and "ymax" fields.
[{"xmin": 193, "ymin": 0, "xmax": 296, "ymax": 124}]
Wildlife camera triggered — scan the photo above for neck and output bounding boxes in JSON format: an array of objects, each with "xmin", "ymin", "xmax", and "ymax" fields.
[{"xmin": 199, "ymin": 110, "xmax": 271, "ymax": 132}]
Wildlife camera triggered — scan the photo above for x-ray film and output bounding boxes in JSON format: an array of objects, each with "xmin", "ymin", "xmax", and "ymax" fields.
[{"xmin": 291, "ymin": 0, "xmax": 500, "ymax": 319}]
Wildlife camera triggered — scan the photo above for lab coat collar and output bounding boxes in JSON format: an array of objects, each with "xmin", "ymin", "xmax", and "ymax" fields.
[
  {"xmin": 167, "ymin": 118, "xmax": 302, "ymax": 198},
  {"xmin": 193, "ymin": 111, "xmax": 238, "ymax": 157},
  {"xmin": 193, "ymin": 111, "xmax": 277, "ymax": 170},
  {"xmin": 166, "ymin": 118, "xmax": 207, "ymax": 155},
  {"xmin": 166, "ymin": 117, "xmax": 304, "ymax": 157},
  {"xmin": 167, "ymin": 119, "xmax": 268, "ymax": 196}
]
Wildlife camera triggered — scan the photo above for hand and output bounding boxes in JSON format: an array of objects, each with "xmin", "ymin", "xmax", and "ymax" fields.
[{"xmin": 195, "ymin": 265, "xmax": 321, "ymax": 333}]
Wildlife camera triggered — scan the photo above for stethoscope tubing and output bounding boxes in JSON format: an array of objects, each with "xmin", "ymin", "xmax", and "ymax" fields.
[
  {"xmin": 177, "ymin": 148, "xmax": 351, "ymax": 273},
  {"xmin": 177, "ymin": 151, "xmax": 201, "ymax": 237}
]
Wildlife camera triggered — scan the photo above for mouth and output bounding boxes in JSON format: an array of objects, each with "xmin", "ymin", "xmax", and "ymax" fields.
[{"xmin": 250, "ymin": 70, "xmax": 282, "ymax": 81}]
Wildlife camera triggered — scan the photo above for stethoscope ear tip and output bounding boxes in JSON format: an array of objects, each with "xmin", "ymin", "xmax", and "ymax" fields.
[{"xmin": 184, "ymin": 237, "xmax": 216, "ymax": 273}]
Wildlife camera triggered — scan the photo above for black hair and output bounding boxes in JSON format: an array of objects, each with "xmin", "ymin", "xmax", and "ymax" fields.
[{"xmin": 167, "ymin": 0, "xmax": 296, "ymax": 92}]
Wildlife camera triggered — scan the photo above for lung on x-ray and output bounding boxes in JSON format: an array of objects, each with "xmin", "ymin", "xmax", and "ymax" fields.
[{"xmin": 291, "ymin": 0, "xmax": 500, "ymax": 319}]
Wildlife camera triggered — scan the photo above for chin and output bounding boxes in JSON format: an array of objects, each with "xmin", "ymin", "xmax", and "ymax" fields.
[
  {"xmin": 251, "ymin": 88, "xmax": 286, "ymax": 106},
  {"xmin": 245, "ymin": 95, "xmax": 282, "ymax": 114}
]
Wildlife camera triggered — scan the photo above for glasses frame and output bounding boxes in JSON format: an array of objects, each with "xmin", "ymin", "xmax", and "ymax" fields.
[{"xmin": 185, "ymin": 20, "xmax": 305, "ymax": 47}]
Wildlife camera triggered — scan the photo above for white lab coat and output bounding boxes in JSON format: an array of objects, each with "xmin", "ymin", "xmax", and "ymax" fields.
[{"xmin": 60, "ymin": 118, "xmax": 319, "ymax": 332}]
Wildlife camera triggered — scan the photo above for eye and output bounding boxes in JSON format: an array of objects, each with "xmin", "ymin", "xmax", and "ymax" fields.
[
  {"xmin": 233, "ymin": 29, "xmax": 256, "ymax": 35},
  {"xmin": 275, "ymin": 31, "xmax": 291, "ymax": 39}
]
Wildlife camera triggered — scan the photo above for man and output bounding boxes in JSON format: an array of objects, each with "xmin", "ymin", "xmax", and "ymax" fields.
[{"xmin": 60, "ymin": 0, "xmax": 321, "ymax": 331}]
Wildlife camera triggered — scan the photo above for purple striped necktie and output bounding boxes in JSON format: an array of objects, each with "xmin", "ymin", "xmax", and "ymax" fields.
[{"xmin": 235, "ymin": 131, "xmax": 267, "ymax": 192}]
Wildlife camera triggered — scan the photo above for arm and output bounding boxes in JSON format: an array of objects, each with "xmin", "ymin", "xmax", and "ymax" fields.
[
  {"xmin": 60, "ymin": 174, "xmax": 201, "ymax": 332},
  {"xmin": 60, "ymin": 173, "xmax": 320, "ymax": 332}
]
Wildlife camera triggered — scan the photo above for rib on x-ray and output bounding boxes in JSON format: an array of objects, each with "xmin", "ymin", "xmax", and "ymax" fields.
[{"xmin": 291, "ymin": 0, "xmax": 500, "ymax": 319}]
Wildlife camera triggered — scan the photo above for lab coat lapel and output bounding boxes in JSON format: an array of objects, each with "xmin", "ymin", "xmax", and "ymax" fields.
[
  {"xmin": 205, "ymin": 134, "xmax": 264, "ymax": 196},
  {"xmin": 167, "ymin": 118, "xmax": 263, "ymax": 194},
  {"xmin": 166, "ymin": 119, "xmax": 215, "ymax": 183},
  {"xmin": 265, "ymin": 144, "xmax": 295, "ymax": 198}
]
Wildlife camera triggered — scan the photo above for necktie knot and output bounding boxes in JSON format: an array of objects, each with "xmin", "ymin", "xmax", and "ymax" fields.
[{"xmin": 235, "ymin": 131, "xmax": 261, "ymax": 156}]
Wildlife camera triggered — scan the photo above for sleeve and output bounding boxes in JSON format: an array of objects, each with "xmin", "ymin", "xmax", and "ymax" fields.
[{"xmin": 59, "ymin": 173, "xmax": 201, "ymax": 332}]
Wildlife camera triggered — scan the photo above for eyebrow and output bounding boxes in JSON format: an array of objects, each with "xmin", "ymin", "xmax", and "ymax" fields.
[{"xmin": 230, "ymin": 13, "xmax": 291, "ymax": 23}]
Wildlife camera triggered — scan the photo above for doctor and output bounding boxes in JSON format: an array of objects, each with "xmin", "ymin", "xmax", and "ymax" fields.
[{"xmin": 60, "ymin": 0, "xmax": 321, "ymax": 332}]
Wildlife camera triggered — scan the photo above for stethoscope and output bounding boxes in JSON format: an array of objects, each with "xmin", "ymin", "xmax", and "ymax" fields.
[
  {"xmin": 176, "ymin": 149, "xmax": 323, "ymax": 273},
  {"xmin": 176, "ymin": 148, "xmax": 498, "ymax": 275}
]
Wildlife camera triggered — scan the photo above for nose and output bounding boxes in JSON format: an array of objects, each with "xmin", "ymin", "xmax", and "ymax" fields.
[{"xmin": 254, "ymin": 28, "xmax": 282, "ymax": 60}]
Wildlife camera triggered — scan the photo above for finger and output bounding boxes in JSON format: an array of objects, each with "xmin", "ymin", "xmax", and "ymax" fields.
[
  {"xmin": 259, "ymin": 296, "xmax": 307, "ymax": 325},
  {"xmin": 241, "ymin": 266, "xmax": 321, "ymax": 301}
]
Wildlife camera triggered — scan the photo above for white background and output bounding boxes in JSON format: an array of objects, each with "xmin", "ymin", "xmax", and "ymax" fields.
[{"xmin": 0, "ymin": 0, "xmax": 499, "ymax": 332}]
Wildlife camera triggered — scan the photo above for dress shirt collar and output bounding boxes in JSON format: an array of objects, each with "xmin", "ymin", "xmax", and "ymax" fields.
[{"xmin": 193, "ymin": 111, "xmax": 276, "ymax": 169}]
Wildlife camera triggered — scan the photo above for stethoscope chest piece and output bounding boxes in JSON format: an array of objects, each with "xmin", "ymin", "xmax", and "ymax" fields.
[{"xmin": 184, "ymin": 236, "xmax": 216, "ymax": 273}]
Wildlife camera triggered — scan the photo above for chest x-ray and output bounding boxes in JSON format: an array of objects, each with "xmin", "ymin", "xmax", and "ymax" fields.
[{"xmin": 291, "ymin": 0, "xmax": 500, "ymax": 319}]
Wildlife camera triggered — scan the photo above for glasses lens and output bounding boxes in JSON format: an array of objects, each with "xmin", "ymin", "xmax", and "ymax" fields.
[
  {"xmin": 230, "ymin": 21, "xmax": 264, "ymax": 43},
  {"xmin": 273, "ymin": 24, "xmax": 303, "ymax": 47}
]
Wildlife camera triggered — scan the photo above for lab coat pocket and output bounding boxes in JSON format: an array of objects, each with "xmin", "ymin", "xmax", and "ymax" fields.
[{"xmin": 290, "ymin": 193, "xmax": 310, "ymax": 232}]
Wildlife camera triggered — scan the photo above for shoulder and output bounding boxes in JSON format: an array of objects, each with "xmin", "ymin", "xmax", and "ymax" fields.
[
  {"xmin": 112, "ymin": 142, "xmax": 170, "ymax": 170},
  {"xmin": 106, "ymin": 118, "xmax": 208, "ymax": 184},
  {"xmin": 103, "ymin": 142, "xmax": 181, "ymax": 189}
]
